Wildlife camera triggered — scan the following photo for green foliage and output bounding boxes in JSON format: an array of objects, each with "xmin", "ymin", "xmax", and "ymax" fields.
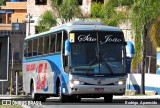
[
  {"xmin": 91, "ymin": 1, "xmax": 127, "ymax": 26},
  {"xmin": 57, "ymin": 0, "xmax": 82, "ymax": 23},
  {"xmin": 117, "ymin": 0, "xmax": 134, "ymax": 7},
  {"xmin": 149, "ymin": 18, "xmax": 160, "ymax": 49},
  {"xmin": 37, "ymin": 11, "xmax": 57, "ymax": 33},
  {"xmin": 0, "ymin": 105, "xmax": 22, "ymax": 108},
  {"xmin": 130, "ymin": 0, "xmax": 160, "ymax": 71},
  {"xmin": 37, "ymin": 0, "xmax": 82, "ymax": 33},
  {"xmin": 52, "ymin": 0, "xmax": 63, "ymax": 6},
  {"xmin": 91, "ymin": 2, "xmax": 105, "ymax": 18},
  {"xmin": 0, "ymin": 0, "xmax": 4, "ymax": 6},
  {"xmin": 105, "ymin": 0, "xmax": 134, "ymax": 7}
]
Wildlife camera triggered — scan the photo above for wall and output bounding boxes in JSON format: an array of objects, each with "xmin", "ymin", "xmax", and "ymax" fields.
[
  {"xmin": 0, "ymin": 2, "xmax": 27, "ymax": 24},
  {"xmin": 11, "ymin": 9, "xmax": 27, "ymax": 23},
  {"xmin": 127, "ymin": 73, "xmax": 160, "ymax": 94},
  {"xmin": 27, "ymin": 0, "xmax": 52, "ymax": 36}
]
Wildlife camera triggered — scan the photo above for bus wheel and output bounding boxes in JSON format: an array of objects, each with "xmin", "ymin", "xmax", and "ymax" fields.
[
  {"xmin": 40, "ymin": 96, "xmax": 46, "ymax": 102},
  {"xmin": 104, "ymin": 95, "xmax": 113, "ymax": 103},
  {"xmin": 74, "ymin": 96, "xmax": 81, "ymax": 102},
  {"xmin": 75, "ymin": 97, "xmax": 81, "ymax": 102},
  {"xmin": 69, "ymin": 95, "xmax": 81, "ymax": 102},
  {"xmin": 31, "ymin": 83, "xmax": 39, "ymax": 101},
  {"xmin": 58, "ymin": 83, "xmax": 67, "ymax": 103}
]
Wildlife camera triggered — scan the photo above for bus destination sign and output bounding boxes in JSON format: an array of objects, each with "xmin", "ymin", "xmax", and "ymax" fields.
[{"xmin": 70, "ymin": 31, "xmax": 124, "ymax": 44}]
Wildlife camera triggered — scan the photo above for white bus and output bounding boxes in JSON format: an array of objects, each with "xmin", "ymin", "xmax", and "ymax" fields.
[{"xmin": 23, "ymin": 21, "xmax": 131, "ymax": 103}]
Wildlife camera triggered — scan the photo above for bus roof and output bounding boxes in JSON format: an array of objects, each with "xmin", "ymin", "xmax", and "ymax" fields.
[{"xmin": 25, "ymin": 21, "xmax": 123, "ymax": 40}]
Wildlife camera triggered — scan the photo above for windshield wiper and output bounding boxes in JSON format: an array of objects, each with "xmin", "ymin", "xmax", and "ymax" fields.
[
  {"xmin": 99, "ymin": 52, "xmax": 114, "ymax": 75},
  {"xmin": 87, "ymin": 48, "xmax": 98, "ymax": 66}
]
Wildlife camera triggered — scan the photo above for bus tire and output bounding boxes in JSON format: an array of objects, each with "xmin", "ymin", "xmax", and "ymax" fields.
[
  {"xmin": 40, "ymin": 97, "xmax": 46, "ymax": 102},
  {"xmin": 68, "ymin": 95, "xmax": 81, "ymax": 102},
  {"xmin": 58, "ymin": 83, "xmax": 67, "ymax": 103},
  {"xmin": 104, "ymin": 95, "xmax": 113, "ymax": 103},
  {"xmin": 75, "ymin": 97, "xmax": 81, "ymax": 102},
  {"xmin": 73, "ymin": 96, "xmax": 81, "ymax": 102},
  {"xmin": 31, "ymin": 82, "xmax": 40, "ymax": 101}
]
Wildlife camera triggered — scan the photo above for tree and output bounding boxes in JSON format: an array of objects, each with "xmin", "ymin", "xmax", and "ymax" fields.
[
  {"xmin": 0, "ymin": 0, "xmax": 3, "ymax": 6},
  {"xmin": 91, "ymin": 0, "xmax": 129, "ymax": 26},
  {"xmin": 36, "ymin": 11, "xmax": 57, "ymax": 32},
  {"xmin": 37, "ymin": 0, "xmax": 83, "ymax": 33},
  {"xmin": 149, "ymin": 18, "xmax": 160, "ymax": 49},
  {"xmin": 130, "ymin": 0, "xmax": 160, "ymax": 70}
]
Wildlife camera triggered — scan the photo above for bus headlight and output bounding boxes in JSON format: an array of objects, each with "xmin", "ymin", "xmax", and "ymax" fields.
[
  {"xmin": 118, "ymin": 81, "xmax": 124, "ymax": 85},
  {"xmin": 71, "ymin": 80, "xmax": 84, "ymax": 85},
  {"xmin": 114, "ymin": 80, "xmax": 126, "ymax": 85},
  {"xmin": 73, "ymin": 80, "xmax": 80, "ymax": 84}
]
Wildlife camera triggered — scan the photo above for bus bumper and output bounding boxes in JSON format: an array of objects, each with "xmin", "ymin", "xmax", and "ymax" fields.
[{"xmin": 68, "ymin": 84, "xmax": 125, "ymax": 95}]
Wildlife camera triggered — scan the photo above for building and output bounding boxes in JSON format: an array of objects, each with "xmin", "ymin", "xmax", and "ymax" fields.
[
  {"xmin": 0, "ymin": 0, "xmax": 27, "ymax": 94},
  {"xmin": 26, "ymin": 0, "xmax": 95, "ymax": 36}
]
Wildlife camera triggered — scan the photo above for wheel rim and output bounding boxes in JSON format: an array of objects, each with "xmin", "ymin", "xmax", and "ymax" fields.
[
  {"xmin": 58, "ymin": 83, "xmax": 61, "ymax": 99},
  {"xmin": 31, "ymin": 84, "xmax": 34, "ymax": 99}
]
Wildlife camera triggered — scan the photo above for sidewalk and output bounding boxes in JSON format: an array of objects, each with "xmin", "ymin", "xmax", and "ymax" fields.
[
  {"xmin": 0, "ymin": 95, "xmax": 30, "ymax": 99},
  {"xmin": 114, "ymin": 95, "xmax": 160, "ymax": 99}
]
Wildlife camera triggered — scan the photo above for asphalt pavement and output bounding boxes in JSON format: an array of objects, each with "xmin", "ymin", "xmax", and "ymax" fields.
[
  {"xmin": 1, "ymin": 95, "xmax": 160, "ymax": 99},
  {"xmin": 1, "ymin": 95, "xmax": 160, "ymax": 108}
]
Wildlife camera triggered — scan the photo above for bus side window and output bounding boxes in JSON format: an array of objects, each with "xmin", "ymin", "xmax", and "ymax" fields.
[
  {"xmin": 56, "ymin": 32, "xmax": 62, "ymax": 52},
  {"xmin": 38, "ymin": 37, "xmax": 43, "ymax": 55},
  {"xmin": 24, "ymin": 41, "xmax": 28, "ymax": 57},
  {"xmin": 50, "ymin": 34, "xmax": 56, "ymax": 53},
  {"xmin": 62, "ymin": 31, "xmax": 69, "ymax": 72},
  {"xmin": 28, "ymin": 40, "xmax": 32, "ymax": 57},
  {"xmin": 33, "ymin": 38, "xmax": 38, "ymax": 56},
  {"xmin": 44, "ymin": 36, "xmax": 49, "ymax": 54}
]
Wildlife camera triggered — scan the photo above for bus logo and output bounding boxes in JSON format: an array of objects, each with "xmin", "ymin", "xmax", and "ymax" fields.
[
  {"xmin": 97, "ymin": 80, "xmax": 101, "ymax": 85},
  {"xmin": 36, "ymin": 63, "xmax": 48, "ymax": 92}
]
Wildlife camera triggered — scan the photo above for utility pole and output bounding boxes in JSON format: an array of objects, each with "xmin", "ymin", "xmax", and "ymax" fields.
[
  {"xmin": 28, "ymin": 13, "xmax": 31, "ymax": 36},
  {"xmin": 23, "ymin": 13, "xmax": 34, "ymax": 37},
  {"xmin": 10, "ymin": 48, "xmax": 14, "ymax": 95}
]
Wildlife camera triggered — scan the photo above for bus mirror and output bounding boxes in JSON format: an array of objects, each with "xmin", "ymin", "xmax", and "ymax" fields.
[
  {"xmin": 65, "ymin": 39, "xmax": 71, "ymax": 56},
  {"xmin": 126, "ymin": 41, "xmax": 134, "ymax": 58}
]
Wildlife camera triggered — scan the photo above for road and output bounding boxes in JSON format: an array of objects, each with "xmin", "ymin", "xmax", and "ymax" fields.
[
  {"xmin": 1, "ymin": 96, "xmax": 160, "ymax": 108},
  {"xmin": 28, "ymin": 97, "xmax": 160, "ymax": 108}
]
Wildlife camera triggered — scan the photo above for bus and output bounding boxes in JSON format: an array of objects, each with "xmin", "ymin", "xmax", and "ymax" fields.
[{"xmin": 23, "ymin": 21, "xmax": 130, "ymax": 103}]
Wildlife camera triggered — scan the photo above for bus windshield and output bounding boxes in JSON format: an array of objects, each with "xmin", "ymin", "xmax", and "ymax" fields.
[{"xmin": 70, "ymin": 31, "xmax": 126, "ymax": 75}]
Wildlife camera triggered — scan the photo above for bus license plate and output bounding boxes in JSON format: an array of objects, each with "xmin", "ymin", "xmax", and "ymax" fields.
[{"xmin": 95, "ymin": 88, "xmax": 104, "ymax": 92}]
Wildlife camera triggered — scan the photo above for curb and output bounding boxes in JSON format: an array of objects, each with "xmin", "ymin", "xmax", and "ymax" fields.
[{"xmin": 113, "ymin": 95, "xmax": 160, "ymax": 99}]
